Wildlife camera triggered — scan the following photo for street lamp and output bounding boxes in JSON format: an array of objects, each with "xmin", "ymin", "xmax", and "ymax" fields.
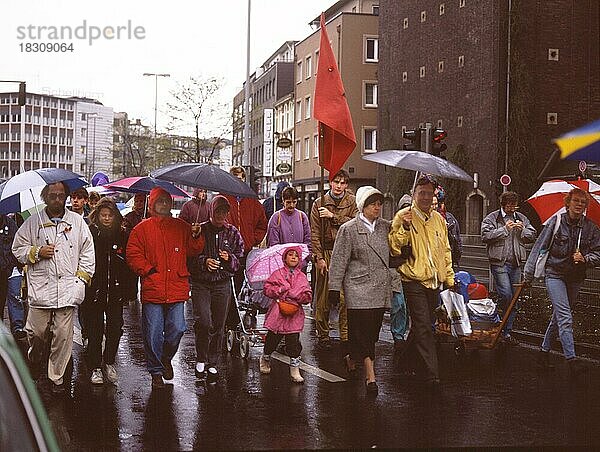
[
  {"xmin": 143, "ymin": 72, "xmax": 170, "ymax": 170},
  {"xmin": 84, "ymin": 112, "xmax": 97, "ymax": 181}
]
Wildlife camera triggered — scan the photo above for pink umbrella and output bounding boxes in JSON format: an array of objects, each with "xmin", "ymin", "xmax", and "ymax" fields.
[
  {"xmin": 246, "ymin": 243, "xmax": 310, "ymax": 284},
  {"xmin": 104, "ymin": 176, "xmax": 190, "ymax": 198}
]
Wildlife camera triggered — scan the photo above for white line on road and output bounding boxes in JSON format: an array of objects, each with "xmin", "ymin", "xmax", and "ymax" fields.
[{"xmin": 270, "ymin": 351, "xmax": 346, "ymax": 382}]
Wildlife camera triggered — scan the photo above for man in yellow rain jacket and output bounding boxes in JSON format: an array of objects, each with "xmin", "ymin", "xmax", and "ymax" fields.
[{"xmin": 389, "ymin": 175, "xmax": 454, "ymax": 388}]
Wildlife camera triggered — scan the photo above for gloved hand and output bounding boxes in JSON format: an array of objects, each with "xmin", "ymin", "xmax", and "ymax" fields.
[{"xmin": 328, "ymin": 290, "xmax": 340, "ymax": 307}]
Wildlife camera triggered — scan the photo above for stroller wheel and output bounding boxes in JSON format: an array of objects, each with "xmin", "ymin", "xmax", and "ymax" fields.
[
  {"xmin": 226, "ymin": 330, "xmax": 236, "ymax": 353},
  {"xmin": 239, "ymin": 335, "xmax": 250, "ymax": 359}
]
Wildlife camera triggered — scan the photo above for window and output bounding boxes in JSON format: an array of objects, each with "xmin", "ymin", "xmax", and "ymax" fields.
[
  {"xmin": 304, "ymin": 137, "xmax": 310, "ymax": 159},
  {"xmin": 438, "ymin": 61, "xmax": 445, "ymax": 73},
  {"xmin": 547, "ymin": 113, "xmax": 558, "ymax": 125},
  {"xmin": 439, "ymin": 3, "xmax": 445, "ymax": 15},
  {"xmin": 365, "ymin": 38, "xmax": 379, "ymax": 62},
  {"xmin": 304, "ymin": 96, "xmax": 311, "ymax": 120},
  {"xmin": 364, "ymin": 83, "xmax": 378, "ymax": 107},
  {"xmin": 403, "ymin": 18, "xmax": 409, "ymax": 29},
  {"xmin": 295, "ymin": 140, "xmax": 301, "ymax": 161},
  {"xmin": 81, "ymin": 128, "xmax": 86, "ymax": 137},
  {"xmin": 402, "ymin": 71, "xmax": 408, "ymax": 82},
  {"xmin": 313, "ymin": 134, "xmax": 319, "ymax": 158},
  {"xmin": 420, "ymin": 66, "xmax": 426, "ymax": 78},
  {"xmin": 364, "ymin": 129, "xmax": 377, "ymax": 153},
  {"xmin": 437, "ymin": 119, "xmax": 443, "ymax": 128},
  {"xmin": 548, "ymin": 48, "xmax": 559, "ymax": 61},
  {"xmin": 372, "ymin": 5, "xmax": 379, "ymax": 15},
  {"xmin": 459, "ymin": 0, "xmax": 465, "ymax": 7},
  {"xmin": 296, "ymin": 61, "xmax": 303, "ymax": 83},
  {"xmin": 305, "ymin": 56, "xmax": 312, "ymax": 79},
  {"xmin": 314, "ymin": 51, "xmax": 319, "ymax": 75},
  {"xmin": 421, "ymin": 11, "xmax": 426, "ymax": 22},
  {"xmin": 295, "ymin": 101, "xmax": 302, "ymax": 123},
  {"xmin": 458, "ymin": 55, "xmax": 465, "ymax": 67},
  {"xmin": 457, "ymin": 116, "xmax": 463, "ymax": 127}
]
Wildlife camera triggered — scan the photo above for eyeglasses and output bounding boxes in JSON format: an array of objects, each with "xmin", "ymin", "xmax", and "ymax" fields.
[{"xmin": 47, "ymin": 193, "xmax": 67, "ymax": 200}]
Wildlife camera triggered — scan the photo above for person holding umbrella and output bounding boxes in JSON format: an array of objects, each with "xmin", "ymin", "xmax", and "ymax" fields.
[
  {"xmin": 86, "ymin": 198, "xmax": 129, "ymax": 385},
  {"xmin": 523, "ymin": 187, "xmax": 600, "ymax": 374},
  {"xmin": 12, "ymin": 181, "xmax": 96, "ymax": 394},
  {"xmin": 179, "ymin": 188, "xmax": 210, "ymax": 225},
  {"xmin": 126, "ymin": 187, "xmax": 204, "ymax": 388}
]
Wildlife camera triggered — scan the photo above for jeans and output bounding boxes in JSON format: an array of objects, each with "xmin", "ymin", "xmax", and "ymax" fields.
[
  {"xmin": 490, "ymin": 263, "xmax": 521, "ymax": 335},
  {"xmin": 541, "ymin": 277, "xmax": 582, "ymax": 359},
  {"xmin": 87, "ymin": 290, "xmax": 124, "ymax": 368},
  {"xmin": 191, "ymin": 279, "xmax": 231, "ymax": 367},
  {"xmin": 142, "ymin": 302, "xmax": 186, "ymax": 376},
  {"xmin": 5, "ymin": 275, "xmax": 25, "ymax": 333}
]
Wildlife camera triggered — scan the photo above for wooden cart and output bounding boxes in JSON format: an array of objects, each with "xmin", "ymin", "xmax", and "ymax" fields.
[{"xmin": 436, "ymin": 283, "xmax": 524, "ymax": 353}]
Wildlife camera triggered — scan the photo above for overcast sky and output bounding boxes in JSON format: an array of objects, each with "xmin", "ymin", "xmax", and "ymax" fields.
[{"xmin": 1, "ymin": 0, "xmax": 332, "ymax": 135}]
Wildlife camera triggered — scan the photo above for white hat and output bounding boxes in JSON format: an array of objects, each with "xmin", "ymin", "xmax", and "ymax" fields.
[{"xmin": 355, "ymin": 185, "xmax": 383, "ymax": 212}]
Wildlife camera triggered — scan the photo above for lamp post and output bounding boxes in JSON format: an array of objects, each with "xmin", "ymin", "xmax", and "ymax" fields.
[
  {"xmin": 84, "ymin": 112, "xmax": 97, "ymax": 181},
  {"xmin": 143, "ymin": 72, "xmax": 170, "ymax": 170}
]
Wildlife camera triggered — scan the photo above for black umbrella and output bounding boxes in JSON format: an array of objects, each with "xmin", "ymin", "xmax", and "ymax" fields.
[{"xmin": 151, "ymin": 163, "xmax": 258, "ymax": 198}]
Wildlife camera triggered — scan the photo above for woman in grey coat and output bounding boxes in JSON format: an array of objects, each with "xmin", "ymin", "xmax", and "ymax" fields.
[{"xmin": 328, "ymin": 186, "xmax": 392, "ymax": 395}]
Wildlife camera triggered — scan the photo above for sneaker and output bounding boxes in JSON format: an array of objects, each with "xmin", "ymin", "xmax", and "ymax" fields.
[
  {"xmin": 103, "ymin": 363, "xmax": 118, "ymax": 384},
  {"xmin": 13, "ymin": 329, "xmax": 27, "ymax": 340},
  {"xmin": 207, "ymin": 367, "xmax": 218, "ymax": 383},
  {"xmin": 568, "ymin": 358, "xmax": 589, "ymax": 376},
  {"xmin": 90, "ymin": 368, "xmax": 104, "ymax": 385},
  {"xmin": 161, "ymin": 357, "xmax": 174, "ymax": 380},
  {"xmin": 259, "ymin": 355, "xmax": 271, "ymax": 374},
  {"xmin": 536, "ymin": 351, "xmax": 554, "ymax": 370},
  {"xmin": 151, "ymin": 374, "xmax": 165, "ymax": 388}
]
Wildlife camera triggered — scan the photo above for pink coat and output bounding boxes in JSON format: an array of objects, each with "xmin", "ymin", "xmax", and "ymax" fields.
[{"xmin": 263, "ymin": 255, "xmax": 312, "ymax": 334}]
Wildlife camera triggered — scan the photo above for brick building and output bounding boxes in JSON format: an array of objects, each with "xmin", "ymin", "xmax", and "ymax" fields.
[{"xmin": 378, "ymin": 0, "xmax": 600, "ymax": 234}]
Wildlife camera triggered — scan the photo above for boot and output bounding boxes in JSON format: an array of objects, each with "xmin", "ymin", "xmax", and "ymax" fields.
[
  {"xmin": 259, "ymin": 355, "xmax": 271, "ymax": 374},
  {"xmin": 290, "ymin": 357, "xmax": 304, "ymax": 384}
]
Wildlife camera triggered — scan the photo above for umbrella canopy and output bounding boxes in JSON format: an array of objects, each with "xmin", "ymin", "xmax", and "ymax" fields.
[
  {"xmin": 104, "ymin": 176, "xmax": 190, "ymax": 198},
  {"xmin": 246, "ymin": 243, "xmax": 310, "ymax": 284},
  {"xmin": 151, "ymin": 163, "xmax": 258, "ymax": 198},
  {"xmin": 554, "ymin": 118, "xmax": 600, "ymax": 162},
  {"xmin": 362, "ymin": 150, "xmax": 473, "ymax": 182},
  {"xmin": 0, "ymin": 168, "xmax": 87, "ymax": 214},
  {"xmin": 527, "ymin": 178, "xmax": 600, "ymax": 226}
]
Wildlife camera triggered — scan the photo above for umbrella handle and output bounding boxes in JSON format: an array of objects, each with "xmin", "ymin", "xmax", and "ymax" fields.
[{"xmin": 29, "ymin": 188, "xmax": 50, "ymax": 245}]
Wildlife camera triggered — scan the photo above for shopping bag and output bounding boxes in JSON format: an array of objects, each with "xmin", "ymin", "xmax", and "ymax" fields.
[
  {"xmin": 439, "ymin": 289, "xmax": 472, "ymax": 337},
  {"xmin": 390, "ymin": 290, "xmax": 410, "ymax": 341}
]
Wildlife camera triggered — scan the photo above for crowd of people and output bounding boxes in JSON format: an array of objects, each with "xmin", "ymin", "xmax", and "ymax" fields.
[{"xmin": 2, "ymin": 166, "xmax": 600, "ymax": 397}]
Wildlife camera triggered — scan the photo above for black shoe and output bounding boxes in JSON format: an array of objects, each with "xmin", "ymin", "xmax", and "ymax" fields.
[
  {"xmin": 207, "ymin": 367, "xmax": 218, "ymax": 383},
  {"xmin": 568, "ymin": 358, "xmax": 589, "ymax": 376},
  {"xmin": 161, "ymin": 357, "xmax": 174, "ymax": 381},
  {"xmin": 151, "ymin": 374, "xmax": 165, "ymax": 388},
  {"xmin": 51, "ymin": 383, "xmax": 66, "ymax": 395},
  {"xmin": 536, "ymin": 351, "xmax": 555, "ymax": 370},
  {"xmin": 13, "ymin": 329, "xmax": 27, "ymax": 340},
  {"xmin": 365, "ymin": 380, "xmax": 378, "ymax": 395}
]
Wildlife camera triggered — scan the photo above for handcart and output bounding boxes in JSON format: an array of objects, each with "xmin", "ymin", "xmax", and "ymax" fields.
[{"xmin": 436, "ymin": 283, "xmax": 524, "ymax": 355}]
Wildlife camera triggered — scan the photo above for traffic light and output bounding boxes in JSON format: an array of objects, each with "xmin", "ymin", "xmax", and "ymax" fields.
[
  {"xmin": 18, "ymin": 82, "xmax": 26, "ymax": 106},
  {"xmin": 402, "ymin": 129, "xmax": 422, "ymax": 151},
  {"xmin": 431, "ymin": 128, "xmax": 447, "ymax": 157},
  {"xmin": 248, "ymin": 165, "xmax": 262, "ymax": 194}
]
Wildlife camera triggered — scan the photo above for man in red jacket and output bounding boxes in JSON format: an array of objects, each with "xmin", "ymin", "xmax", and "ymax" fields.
[
  {"xmin": 126, "ymin": 187, "xmax": 204, "ymax": 388},
  {"xmin": 223, "ymin": 166, "xmax": 267, "ymax": 327}
]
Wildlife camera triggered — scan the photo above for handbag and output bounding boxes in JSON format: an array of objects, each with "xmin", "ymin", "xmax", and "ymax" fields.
[
  {"xmin": 534, "ymin": 215, "xmax": 562, "ymax": 279},
  {"xmin": 277, "ymin": 300, "xmax": 299, "ymax": 316},
  {"xmin": 389, "ymin": 243, "xmax": 412, "ymax": 268}
]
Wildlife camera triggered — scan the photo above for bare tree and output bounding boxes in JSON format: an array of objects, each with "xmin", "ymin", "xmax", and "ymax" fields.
[{"xmin": 167, "ymin": 76, "xmax": 231, "ymax": 163}]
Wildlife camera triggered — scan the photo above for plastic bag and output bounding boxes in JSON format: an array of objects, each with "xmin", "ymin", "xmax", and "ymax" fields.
[{"xmin": 439, "ymin": 289, "xmax": 472, "ymax": 337}]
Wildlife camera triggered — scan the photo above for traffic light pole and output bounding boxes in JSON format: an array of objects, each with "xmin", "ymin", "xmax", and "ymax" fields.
[{"xmin": 424, "ymin": 122, "xmax": 433, "ymax": 154}]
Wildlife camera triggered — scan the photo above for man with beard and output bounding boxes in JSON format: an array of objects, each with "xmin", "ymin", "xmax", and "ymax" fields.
[{"xmin": 13, "ymin": 181, "xmax": 95, "ymax": 394}]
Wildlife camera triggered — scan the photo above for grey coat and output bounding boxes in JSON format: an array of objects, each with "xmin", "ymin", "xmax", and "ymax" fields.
[
  {"xmin": 481, "ymin": 209, "xmax": 537, "ymax": 266},
  {"xmin": 328, "ymin": 216, "xmax": 392, "ymax": 309}
]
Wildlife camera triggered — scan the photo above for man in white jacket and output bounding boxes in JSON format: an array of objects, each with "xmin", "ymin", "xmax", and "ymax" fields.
[{"xmin": 13, "ymin": 181, "xmax": 95, "ymax": 394}]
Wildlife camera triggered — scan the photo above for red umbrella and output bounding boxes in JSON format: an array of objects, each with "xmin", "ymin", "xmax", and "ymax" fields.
[
  {"xmin": 526, "ymin": 179, "xmax": 600, "ymax": 226},
  {"xmin": 104, "ymin": 176, "xmax": 190, "ymax": 198}
]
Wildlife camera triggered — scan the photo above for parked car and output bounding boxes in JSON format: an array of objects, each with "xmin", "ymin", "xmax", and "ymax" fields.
[{"xmin": 0, "ymin": 324, "xmax": 59, "ymax": 451}]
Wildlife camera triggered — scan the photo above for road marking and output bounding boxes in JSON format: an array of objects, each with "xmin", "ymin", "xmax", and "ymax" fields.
[{"xmin": 270, "ymin": 351, "xmax": 346, "ymax": 382}]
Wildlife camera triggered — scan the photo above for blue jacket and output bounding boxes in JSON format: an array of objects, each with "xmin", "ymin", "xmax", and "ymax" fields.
[{"xmin": 524, "ymin": 213, "xmax": 600, "ymax": 282}]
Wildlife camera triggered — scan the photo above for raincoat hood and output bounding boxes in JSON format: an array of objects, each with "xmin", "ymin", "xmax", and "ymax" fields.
[
  {"xmin": 149, "ymin": 187, "xmax": 173, "ymax": 216},
  {"xmin": 89, "ymin": 197, "xmax": 123, "ymax": 226},
  {"xmin": 210, "ymin": 195, "xmax": 231, "ymax": 219},
  {"xmin": 282, "ymin": 245, "xmax": 303, "ymax": 266}
]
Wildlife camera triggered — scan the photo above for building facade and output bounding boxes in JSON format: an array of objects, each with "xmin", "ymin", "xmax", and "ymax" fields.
[
  {"xmin": 0, "ymin": 92, "xmax": 75, "ymax": 178},
  {"xmin": 377, "ymin": 0, "xmax": 600, "ymax": 233},
  {"xmin": 293, "ymin": 2, "xmax": 380, "ymax": 211}
]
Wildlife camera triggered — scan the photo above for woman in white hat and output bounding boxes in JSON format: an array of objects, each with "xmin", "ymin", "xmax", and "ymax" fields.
[{"xmin": 328, "ymin": 186, "xmax": 392, "ymax": 396}]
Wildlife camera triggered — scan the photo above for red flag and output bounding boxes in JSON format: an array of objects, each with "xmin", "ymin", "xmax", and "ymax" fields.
[{"xmin": 313, "ymin": 13, "xmax": 356, "ymax": 179}]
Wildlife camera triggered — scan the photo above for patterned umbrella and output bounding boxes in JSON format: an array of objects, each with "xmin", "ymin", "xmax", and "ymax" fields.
[
  {"xmin": 554, "ymin": 118, "xmax": 600, "ymax": 162},
  {"xmin": 104, "ymin": 176, "xmax": 190, "ymax": 198},
  {"xmin": 245, "ymin": 243, "xmax": 310, "ymax": 284},
  {"xmin": 526, "ymin": 178, "xmax": 600, "ymax": 226}
]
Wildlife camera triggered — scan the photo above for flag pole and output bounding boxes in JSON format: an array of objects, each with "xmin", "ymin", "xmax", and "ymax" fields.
[{"xmin": 319, "ymin": 123, "xmax": 325, "ymax": 255}]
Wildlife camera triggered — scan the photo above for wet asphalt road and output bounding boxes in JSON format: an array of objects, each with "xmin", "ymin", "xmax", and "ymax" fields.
[{"xmin": 28, "ymin": 300, "xmax": 600, "ymax": 450}]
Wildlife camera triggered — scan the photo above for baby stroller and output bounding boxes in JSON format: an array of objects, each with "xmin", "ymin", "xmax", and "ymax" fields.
[{"xmin": 225, "ymin": 243, "xmax": 310, "ymax": 359}]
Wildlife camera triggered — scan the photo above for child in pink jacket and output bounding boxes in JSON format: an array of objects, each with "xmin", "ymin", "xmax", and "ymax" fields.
[{"xmin": 260, "ymin": 245, "xmax": 312, "ymax": 383}]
